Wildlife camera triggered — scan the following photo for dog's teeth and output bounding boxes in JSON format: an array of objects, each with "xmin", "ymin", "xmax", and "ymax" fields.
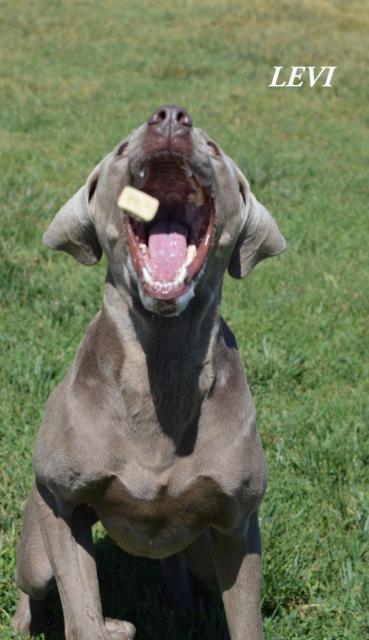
[
  {"xmin": 185, "ymin": 244, "xmax": 197, "ymax": 266},
  {"xmin": 117, "ymin": 186, "xmax": 159, "ymax": 222},
  {"xmin": 139, "ymin": 243, "xmax": 148, "ymax": 255},
  {"xmin": 139, "ymin": 168, "xmax": 145, "ymax": 178},
  {"xmin": 185, "ymin": 166, "xmax": 193, "ymax": 177}
]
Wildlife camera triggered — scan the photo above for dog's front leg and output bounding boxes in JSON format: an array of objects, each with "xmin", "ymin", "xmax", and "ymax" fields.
[
  {"xmin": 34, "ymin": 482, "xmax": 134, "ymax": 640},
  {"xmin": 211, "ymin": 511, "xmax": 264, "ymax": 640}
]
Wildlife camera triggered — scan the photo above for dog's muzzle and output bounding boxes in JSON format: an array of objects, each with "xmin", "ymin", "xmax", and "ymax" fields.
[{"xmin": 124, "ymin": 105, "xmax": 215, "ymax": 304}]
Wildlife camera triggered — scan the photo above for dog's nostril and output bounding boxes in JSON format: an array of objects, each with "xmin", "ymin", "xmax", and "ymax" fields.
[
  {"xmin": 176, "ymin": 110, "xmax": 192, "ymax": 127},
  {"xmin": 148, "ymin": 105, "xmax": 193, "ymax": 129},
  {"xmin": 148, "ymin": 109, "xmax": 168, "ymax": 126}
]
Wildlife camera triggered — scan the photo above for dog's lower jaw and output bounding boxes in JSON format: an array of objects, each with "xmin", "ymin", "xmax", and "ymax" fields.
[
  {"xmin": 138, "ymin": 281, "xmax": 196, "ymax": 317},
  {"xmin": 127, "ymin": 255, "xmax": 197, "ymax": 317}
]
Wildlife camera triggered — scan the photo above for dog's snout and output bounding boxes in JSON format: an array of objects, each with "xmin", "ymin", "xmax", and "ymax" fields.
[
  {"xmin": 144, "ymin": 104, "xmax": 193, "ymax": 156},
  {"xmin": 148, "ymin": 104, "xmax": 193, "ymax": 136}
]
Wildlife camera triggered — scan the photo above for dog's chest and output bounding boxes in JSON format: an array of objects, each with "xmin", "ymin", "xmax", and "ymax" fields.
[{"xmin": 93, "ymin": 467, "xmax": 237, "ymax": 559}]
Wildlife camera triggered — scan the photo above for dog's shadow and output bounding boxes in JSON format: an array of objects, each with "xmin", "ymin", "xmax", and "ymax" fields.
[{"xmin": 40, "ymin": 534, "xmax": 227, "ymax": 640}]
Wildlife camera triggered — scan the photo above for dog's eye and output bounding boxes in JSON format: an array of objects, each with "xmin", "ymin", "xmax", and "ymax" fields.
[
  {"xmin": 116, "ymin": 141, "xmax": 129, "ymax": 157},
  {"xmin": 239, "ymin": 182, "xmax": 246, "ymax": 204},
  {"xmin": 207, "ymin": 141, "xmax": 220, "ymax": 156},
  {"xmin": 87, "ymin": 177, "xmax": 98, "ymax": 202}
]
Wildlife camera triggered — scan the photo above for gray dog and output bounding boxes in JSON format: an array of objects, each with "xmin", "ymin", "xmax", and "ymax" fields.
[{"xmin": 12, "ymin": 105, "xmax": 285, "ymax": 639}]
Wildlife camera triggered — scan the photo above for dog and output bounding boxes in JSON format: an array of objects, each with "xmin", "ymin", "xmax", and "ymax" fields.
[{"xmin": 12, "ymin": 104, "xmax": 285, "ymax": 639}]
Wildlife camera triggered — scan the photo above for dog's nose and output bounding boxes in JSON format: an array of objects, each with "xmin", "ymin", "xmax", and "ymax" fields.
[{"xmin": 148, "ymin": 105, "xmax": 193, "ymax": 136}]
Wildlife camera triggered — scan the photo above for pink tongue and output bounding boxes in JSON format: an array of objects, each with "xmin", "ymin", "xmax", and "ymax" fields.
[{"xmin": 148, "ymin": 221, "xmax": 188, "ymax": 281}]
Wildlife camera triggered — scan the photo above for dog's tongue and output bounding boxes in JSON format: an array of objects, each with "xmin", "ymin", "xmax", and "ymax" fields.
[{"xmin": 148, "ymin": 221, "xmax": 188, "ymax": 281}]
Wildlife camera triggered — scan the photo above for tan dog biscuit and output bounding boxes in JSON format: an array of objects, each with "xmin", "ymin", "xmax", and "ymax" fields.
[{"xmin": 117, "ymin": 186, "xmax": 159, "ymax": 222}]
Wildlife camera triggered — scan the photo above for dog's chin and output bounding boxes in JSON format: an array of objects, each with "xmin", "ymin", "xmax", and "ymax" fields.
[
  {"xmin": 138, "ymin": 281, "xmax": 196, "ymax": 317},
  {"xmin": 127, "ymin": 254, "xmax": 203, "ymax": 317}
]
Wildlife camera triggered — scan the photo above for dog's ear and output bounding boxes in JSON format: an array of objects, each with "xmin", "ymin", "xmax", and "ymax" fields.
[
  {"xmin": 228, "ymin": 168, "xmax": 286, "ymax": 278},
  {"xmin": 42, "ymin": 163, "xmax": 102, "ymax": 265}
]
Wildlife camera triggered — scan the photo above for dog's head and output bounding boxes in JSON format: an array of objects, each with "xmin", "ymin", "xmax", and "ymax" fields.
[{"xmin": 44, "ymin": 105, "xmax": 285, "ymax": 316}]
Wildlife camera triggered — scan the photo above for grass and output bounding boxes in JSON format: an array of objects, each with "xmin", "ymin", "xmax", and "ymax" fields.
[{"xmin": 1, "ymin": 0, "xmax": 368, "ymax": 638}]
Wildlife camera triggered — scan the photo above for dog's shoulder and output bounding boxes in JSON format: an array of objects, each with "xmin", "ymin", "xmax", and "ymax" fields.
[
  {"xmin": 32, "ymin": 311, "xmax": 129, "ymax": 500},
  {"xmin": 194, "ymin": 316, "xmax": 266, "ymax": 505}
]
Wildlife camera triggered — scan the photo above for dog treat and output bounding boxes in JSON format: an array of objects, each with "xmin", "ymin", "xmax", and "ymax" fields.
[{"xmin": 117, "ymin": 186, "xmax": 159, "ymax": 222}]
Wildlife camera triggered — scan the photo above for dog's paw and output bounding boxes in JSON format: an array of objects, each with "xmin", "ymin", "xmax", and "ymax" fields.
[
  {"xmin": 105, "ymin": 617, "xmax": 136, "ymax": 640},
  {"xmin": 12, "ymin": 606, "xmax": 31, "ymax": 634},
  {"xmin": 12, "ymin": 591, "xmax": 50, "ymax": 635}
]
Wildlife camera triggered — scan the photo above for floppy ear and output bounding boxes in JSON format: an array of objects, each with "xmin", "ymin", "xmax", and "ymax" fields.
[
  {"xmin": 42, "ymin": 163, "xmax": 102, "ymax": 265},
  {"xmin": 228, "ymin": 169, "xmax": 286, "ymax": 278}
]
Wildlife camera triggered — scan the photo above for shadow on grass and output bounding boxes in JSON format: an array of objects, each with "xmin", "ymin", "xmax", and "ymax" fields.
[{"xmin": 38, "ymin": 534, "xmax": 228, "ymax": 640}]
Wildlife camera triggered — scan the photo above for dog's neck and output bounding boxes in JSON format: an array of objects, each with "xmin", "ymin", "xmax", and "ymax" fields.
[{"xmin": 100, "ymin": 274, "xmax": 221, "ymax": 454}]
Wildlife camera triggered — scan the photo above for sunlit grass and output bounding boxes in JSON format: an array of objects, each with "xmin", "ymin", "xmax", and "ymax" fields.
[{"xmin": 1, "ymin": 1, "xmax": 368, "ymax": 638}]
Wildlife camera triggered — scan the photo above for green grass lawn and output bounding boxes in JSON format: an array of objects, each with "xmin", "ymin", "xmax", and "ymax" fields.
[{"xmin": 1, "ymin": 1, "xmax": 368, "ymax": 638}]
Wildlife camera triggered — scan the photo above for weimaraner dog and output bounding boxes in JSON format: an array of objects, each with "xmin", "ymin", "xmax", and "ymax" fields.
[{"xmin": 12, "ymin": 105, "xmax": 285, "ymax": 639}]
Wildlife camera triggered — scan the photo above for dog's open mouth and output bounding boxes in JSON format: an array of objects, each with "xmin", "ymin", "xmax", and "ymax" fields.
[{"xmin": 124, "ymin": 154, "xmax": 215, "ymax": 301}]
